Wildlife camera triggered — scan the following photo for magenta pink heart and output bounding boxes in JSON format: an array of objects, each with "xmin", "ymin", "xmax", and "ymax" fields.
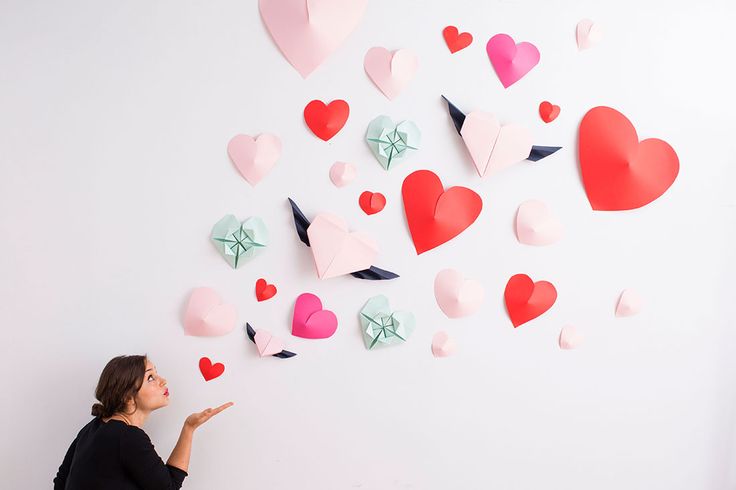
[
  {"xmin": 486, "ymin": 33, "xmax": 540, "ymax": 88},
  {"xmin": 291, "ymin": 292, "xmax": 338, "ymax": 339}
]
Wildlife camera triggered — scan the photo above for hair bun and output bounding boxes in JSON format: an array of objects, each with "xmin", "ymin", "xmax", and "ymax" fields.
[{"xmin": 91, "ymin": 403, "xmax": 105, "ymax": 417}]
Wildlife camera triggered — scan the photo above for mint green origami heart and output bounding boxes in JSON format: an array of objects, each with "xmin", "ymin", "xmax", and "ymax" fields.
[
  {"xmin": 211, "ymin": 215, "xmax": 268, "ymax": 269},
  {"xmin": 365, "ymin": 115, "xmax": 421, "ymax": 170},
  {"xmin": 359, "ymin": 294, "xmax": 415, "ymax": 349}
]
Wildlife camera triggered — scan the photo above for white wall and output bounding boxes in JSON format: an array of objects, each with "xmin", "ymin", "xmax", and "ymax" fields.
[{"xmin": 1, "ymin": 0, "xmax": 735, "ymax": 489}]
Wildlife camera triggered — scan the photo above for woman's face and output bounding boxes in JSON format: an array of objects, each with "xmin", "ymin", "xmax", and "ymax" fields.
[{"xmin": 132, "ymin": 359, "xmax": 170, "ymax": 412}]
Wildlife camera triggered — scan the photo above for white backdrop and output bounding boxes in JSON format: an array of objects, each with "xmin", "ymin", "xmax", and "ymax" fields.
[{"xmin": 2, "ymin": 0, "xmax": 735, "ymax": 489}]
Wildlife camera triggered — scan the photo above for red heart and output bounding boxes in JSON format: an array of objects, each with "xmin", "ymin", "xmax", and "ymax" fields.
[
  {"xmin": 443, "ymin": 26, "xmax": 473, "ymax": 53},
  {"xmin": 198, "ymin": 357, "xmax": 225, "ymax": 381},
  {"xmin": 255, "ymin": 278, "xmax": 277, "ymax": 302},
  {"xmin": 401, "ymin": 170, "xmax": 482, "ymax": 254},
  {"xmin": 504, "ymin": 274, "xmax": 557, "ymax": 327},
  {"xmin": 358, "ymin": 191, "xmax": 386, "ymax": 215},
  {"xmin": 303, "ymin": 99, "xmax": 349, "ymax": 141},
  {"xmin": 539, "ymin": 101, "xmax": 560, "ymax": 123},
  {"xmin": 579, "ymin": 106, "xmax": 679, "ymax": 211}
]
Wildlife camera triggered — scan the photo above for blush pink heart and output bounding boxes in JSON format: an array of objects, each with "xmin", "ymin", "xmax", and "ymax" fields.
[
  {"xmin": 431, "ymin": 331, "xmax": 457, "ymax": 358},
  {"xmin": 329, "ymin": 161, "xmax": 357, "ymax": 187},
  {"xmin": 227, "ymin": 133, "xmax": 281, "ymax": 186},
  {"xmin": 306, "ymin": 213, "xmax": 378, "ymax": 279},
  {"xmin": 434, "ymin": 269, "xmax": 484, "ymax": 318},
  {"xmin": 559, "ymin": 325, "xmax": 583, "ymax": 350},
  {"xmin": 576, "ymin": 19, "xmax": 604, "ymax": 51},
  {"xmin": 254, "ymin": 329, "xmax": 285, "ymax": 357},
  {"xmin": 616, "ymin": 289, "xmax": 643, "ymax": 317},
  {"xmin": 182, "ymin": 287, "xmax": 237, "ymax": 337},
  {"xmin": 460, "ymin": 111, "xmax": 533, "ymax": 177},
  {"xmin": 515, "ymin": 199, "xmax": 563, "ymax": 246},
  {"xmin": 292, "ymin": 292, "xmax": 338, "ymax": 339},
  {"xmin": 486, "ymin": 33, "xmax": 540, "ymax": 88},
  {"xmin": 363, "ymin": 47, "xmax": 418, "ymax": 100}
]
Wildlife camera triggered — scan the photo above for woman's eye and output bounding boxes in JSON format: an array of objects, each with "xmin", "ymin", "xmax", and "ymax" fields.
[{"xmin": 148, "ymin": 375, "xmax": 154, "ymax": 381}]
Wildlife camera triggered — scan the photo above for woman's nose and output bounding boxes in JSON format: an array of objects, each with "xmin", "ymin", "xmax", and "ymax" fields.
[{"xmin": 160, "ymin": 377, "xmax": 167, "ymax": 386}]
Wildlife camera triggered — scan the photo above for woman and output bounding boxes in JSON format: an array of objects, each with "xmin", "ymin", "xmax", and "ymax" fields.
[{"xmin": 54, "ymin": 355, "xmax": 233, "ymax": 489}]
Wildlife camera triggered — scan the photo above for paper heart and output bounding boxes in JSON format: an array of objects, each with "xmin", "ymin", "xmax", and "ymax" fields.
[
  {"xmin": 443, "ymin": 26, "xmax": 473, "ymax": 53},
  {"xmin": 227, "ymin": 133, "xmax": 281, "ymax": 186},
  {"xmin": 402, "ymin": 170, "xmax": 482, "ymax": 254},
  {"xmin": 183, "ymin": 288, "xmax": 237, "ymax": 337},
  {"xmin": 431, "ymin": 331, "xmax": 457, "ymax": 357},
  {"xmin": 559, "ymin": 325, "xmax": 583, "ymax": 350},
  {"xmin": 366, "ymin": 116, "xmax": 421, "ymax": 170},
  {"xmin": 539, "ymin": 101, "xmax": 560, "ymax": 123},
  {"xmin": 434, "ymin": 269, "xmax": 484, "ymax": 318},
  {"xmin": 364, "ymin": 47, "xmax": 418, "ymax": 100},
  {"xmin": 504, "ymin": 274, "xmax": 557, "ymax": 327},
  {"xmin": 304, "ymin": 99, "xmax": 350, "ymax": 141},
  {"xmin": 360, "ymin": 295, "xmax": 415, "ymax": 349},
  {"xmin": 259, "ymin": 0, "xmax": 368, "ymax": 78},
  {"xmin": 306, "ymin": 213, "xmax": 378, "ymax": 279},
  {"xmin": 358, "ymin": 191, "xmax": 386, "ymax": 215},
  {"xmin": 576, "ymin": 19, "xmax": 604, "ymax": 51},
  {"xmin": 292, "ymin": 292, "xmax": 338, "ymax": 339},
  {"xmin": 211, "ymin": 215, "xmax": 268, "ymax": 268},
  {"xmin": 579, "ymin": 106, "xmax": 679, "ymax": 210},
  {"xmin": 616, "ymin": 289, "xmax": 643, "ymax": 317},
  {"xmin": 254, "ymin": 330, "xmax": 285, "ymax": 357},
  {"xmin": 199, "ymin": 357, "xmax": 225, "ymax": 381},
  {"xmin": 486, "ymin": 33, "xmax": 540, "ymax": 88},
  {"xmin": 460, "ymin": 111, "xmax": 533, "ymax": 177},
  {"xmin": 329, "ymin": 161, "xmax": 357, "ymax": 187},
  {"xmin": 255, "ymin": 278, "xmax": 277, "ymax": 302},
  {"xmin": 515, "ymin": 199, "xmax": 563, "ymax": 246}
]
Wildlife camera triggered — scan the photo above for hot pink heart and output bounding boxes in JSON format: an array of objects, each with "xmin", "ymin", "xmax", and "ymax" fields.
[
  {"xmin": 486, "ymin": 33, "xmax": 540, "ymax": 88},
  {"xmin": 292, "ymin": 292, "xmax": 338, "ymax": 339}
]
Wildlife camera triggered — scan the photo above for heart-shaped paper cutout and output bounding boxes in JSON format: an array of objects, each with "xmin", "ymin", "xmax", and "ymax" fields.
[
  {"xmin": 211, "ymin": 215, "xmax": 268, "ymax": 268},
  {"xmin": 329, "ymin": 161, "xmax": 357, "ymax": 187},
  {"xmin": 515, "ymin": 199, "xmax": 563, "ymax": 246},
  {"xmin": 504, "ymin": 274, "xmax": 557, "ymax": 327},
  {"xmin": 259, "ymin": 0, "xmax": 368, "ymax": 78},
  {"xmin": 358, "ymin": 191, "xmax": 386, "ymax": 215},
  {"xmin": 255, "ymin": 278, "xmax": 277, "ymax": 302},
  {"xmin": 616, "ymin": 289, "xmax": 642, "ymax": 317},
  {"xmin": 364, "ymin": 47, "xmax": 418, "ymax": 100},
  {"xmin": 460, "ymin": 111, "xmax": 533, "ymax": 177},
  {"xmin": 486, "ymin": 33, "xmax": 540, "ymax": 88},
  {"xmin": 402, "ymin": 170, "xmax": 482, "ymax": 254},
  {"xmin": 199, "ymin": 357, "xmax": 225, "ymax": 381},
  {"xmin": 306, "ymin": 213, "xmax": 378, "ymax": 279},
  {"xmin": 539, "ymin": 101, "xmax": 560, "ymax": 123},
  {"xmin": 434, "ymin": 269, "xmax": 484, "ymax": 318},
  {"xmin": 183, "ymin": 288, "xmax": 237, "ymax": 337},
  {"xmin": 559, "ymin": 325, "xmax": 583, "ymax": 350},
  {"xmin": 443, "ymin": 26, "xmax": 473, "ymax": 53},
  {"xmin": 366, "ymin": 116, "xmax": 421, "ymax": 170},
  {"xmin": 360, "ymin": 294, "xmax": 415, "ymax": 349},
  {"xmin": 579, "ymin": 106, "xmax": 679, "ymax": 211},
  {"xmin": 227, "ymin": 133, "xmax": 281, "ymax": 186},
  {"xmin": 431, "ymin": 331, "xmax": 457, "ymax": 357},
  {"xmin": 254, "ymin": 330, "xmax": 285, "ymax": 357},
  {"xmin": 304, "ymin": 99, "xmax": 350, "ymax": 141},
  {"xmin": 292, "ymin": 292, "xmax": 338, "ymax": 339},
  {"xmin": 576, "ymin": 19, "xmax": 603, "ymax": 51}
]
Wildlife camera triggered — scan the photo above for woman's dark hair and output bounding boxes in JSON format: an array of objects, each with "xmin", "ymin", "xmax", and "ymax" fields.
[{"xmin": 91, "ymin": 355, "xmax": 148, "ymax": 418}]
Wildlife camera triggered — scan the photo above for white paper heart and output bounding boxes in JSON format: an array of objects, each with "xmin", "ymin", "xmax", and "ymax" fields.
[
  {"xmin": 434, "ymin": 269, "xmax": 484, "ymax": 318},
  {"xmin": 516, "ymin": 199, "xmax": 563, "ymax": 246}
]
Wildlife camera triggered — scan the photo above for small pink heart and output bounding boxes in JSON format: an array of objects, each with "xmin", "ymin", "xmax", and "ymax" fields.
[
  {"xmin": 254, "ymin": 329, "xmax": 285, "ymax": 357},
  {"xmin": 182, "ymin": 287, "xmax": 237, "ymax": 337},
  {"xmin": 431, "ymin": 331, "xmax": 457, "ymax": 358},
  {"xmin": 292, "ymin": 292, "xmax": 338, "ymax": 339},
  {"xmin": 616, "ymin": 289, "xmax": 643, "ymax": 317},
  {"xmin": 460, "ymin": 111, "xmax": 533, "ymax": 177},
  {"xmin": 559, "ymin": 325, "xmax": 583, "ymax": 350},
  {"xmin": 486, "ymin": 33, "xmax": 540, "ymax": 88},
  {"xmin": 515, "ymin": 199, "xmax": 563, "ymax": 246},
  {"xmin": 227, "ymin": 133, "xmax": 281, "ymax": 186},
  {"xmin": 363, "ymin": 47, "xmax": 418, "ymax": 100},
  {"xmin": 576, "ymin": 19, "xmax": 603, "ymax": 51},
  {"xmin": 329, "ymin": 161, "xmax": 357, "ymax": 187}
]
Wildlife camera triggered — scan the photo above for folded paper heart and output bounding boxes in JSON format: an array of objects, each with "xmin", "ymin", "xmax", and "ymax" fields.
[
  {"xmin": 359, "ymin": 191, "xmax": 386, "ymax": 215},
  {"xmin": 360, "ymin": 294, "xmax": 415, "ymax": 349},
  {"xmin": 292, "ymin": 292, "xmax": 338, "ymax": 339},
  {"xmin": 329, "ymin": 161, "xmax": 357, "ymax": 187},
  {"xmin": 486, "ymin": 33, "xmax": 540, "ymax": 88},
  {"xmin": 255, "ymin": 278, "xmax": 277, "ymax": 302},
  {"xmin": 431, "ymin": 331, "xmax": 457, "ymax": 357},
  {"xmin": 434, "ymin": 269, "xmax": 484, "ymax": 318},
  {"xmin": 504, "ymin": 274, "xmax": 557, "ymax": 327},
  {"xmin": 366, "ymin": 115, "xmax": 421, "ymax": 170},
  {"xmin": 402, "ymin": 170, "xmax": 482, "ymax": 254},
  {"xmin": 306, "ymin": 213, "xmax": 378, "ymax": 279},
  {"xmin": 559, "ymin": 325, "xmax": 583, "ymax": 350},
  {"xmin": 515, "ymin": 199, "xmax": 563, "ymax": 246},
  {"xmin": 259, "ymin": 0, "xmax": 368, "ymax": 78},
  {"xmin": 211, "ymin": 215, "xmax": 268, "ymax": 268},
  {"xmin": 539, "ymin": 101, "xmax": 560, "ymax": 123},
  {"xmin": 616, "ymin": 289, "xmax": 642, "ymax": 317},
  {"xmin": 245, "ymin": 324, "xmax": 296, "ymax": 359},
  {"xmin": 579, "ymin": 106, "xmax": 679, "ymax": 211},
  {"xmin": 199, "ymin": 357, "xmax": 225, "ymax": 381},
  {"xmin": 443, "ymin": 26, "xmax": 473, "ymax": 53},
  {"xmin": 460, "ymin": 111, "xmax": 533, "ymax": 177},
  {"xmin": 183, "ymin": 287, "xmax": 237, "ymax": 337},
  {"xmin": 576, "ymin": 19, "xmax": 603, "ymax": 51},
  {"xmin": 304, "ymin": 99, "xmax": 350, "ymax": 141},
  {"xmin": 227, "ymin": 133, "xmax": 281, "ymax": 186},
  {"xmin": 364, "ymin": 47, "xmax": 418, "ymax": 100}
]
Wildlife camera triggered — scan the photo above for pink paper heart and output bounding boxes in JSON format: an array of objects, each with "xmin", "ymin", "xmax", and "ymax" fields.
[
  {"xmin": 434, "ymin": 269, "xmax": 484, "ymax": 318},
  {"xmin": 486, "ymin": 33, "xmax": 540, "ymax": 88},
  {"xmin": 431, "ymin": 331, "xmax": 457, "ymax": 357},
  {"xmin": 259, "ymin": 0, "xmax": 368, "ymax": 78},
  {"xmin": 292, "ymin": 292, "xmax": 338, "ymax": 339},
  {"xmin": 616, "ymin": 289, "xmax": 643, "ymax": 317},
  {"xmin": 515, "ymin": 199, "xmax": 563, "ymax": 246},
  {"xmin": 182, "ymin": 287, "xmax": 237, "ymax": 337},
  {"xmin": 576, "ymin": 19, "xmax": 604, "ymax": 51},
  {"xmin": 460, "ymin": 111, "xmax": 533, "ymax": 177},
  {"xmin": 559, "ymin": 325, "xmax": 583, "ymax": 350},
  {"xmin": 329, "ymin": 161, "xmax": 357, "ymax": 187},
  {"xmin": 363, "ymin": 47, "xmax": 418, "ymax": 100},
  {"xmin": 254, "ymin": 329, "xmax": 285, "ymax": 357},
  {"xmin": 227, "ymin": 133, "xmax": 281, "ymax": 186},
  {"xmin": 306, "ymin": 213, "xmax": 378, "ymax": 279}
]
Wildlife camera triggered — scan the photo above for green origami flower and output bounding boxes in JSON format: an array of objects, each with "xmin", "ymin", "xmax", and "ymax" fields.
[
  {"xmin": 360, "ymin": 294, "xmax": 416, "ymax": 349},
  {"xmin": 365, "ymin": 115, "xmax": 421, "ymax": 170},
  {"xmin": 211, "ymin": 215, "xmax": 268, "ymax": 269}
]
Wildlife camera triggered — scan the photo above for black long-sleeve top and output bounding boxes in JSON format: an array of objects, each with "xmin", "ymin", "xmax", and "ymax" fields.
[{"xmin": 53, "ymin": 417, "xmax": 187, "ymax": 489}]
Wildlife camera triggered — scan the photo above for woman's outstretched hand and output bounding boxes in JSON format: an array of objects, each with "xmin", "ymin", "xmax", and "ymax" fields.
[{"xmin": 184, "ymin": 402, "xmax": 234, "ymax": 431}]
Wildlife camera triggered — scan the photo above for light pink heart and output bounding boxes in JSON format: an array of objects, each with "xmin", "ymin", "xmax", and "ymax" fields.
[
  {"xmin": 227, "ymin": 133, "xmax": 281, "ymax": 186},
  {"xmin": 460, "ymin": 111, "xmax": 533, "ymax": 177},
  {"xmin": 292, "ymin": 292, "xmax": 338, "ymax": 339},
  {"xmin": 431, "ymin": 331, "xmax": 457, "ymax": 358},
  {"xmin": 486, "ymin": 33, "xmax": 540, "ymax": 88},
  {"xmin": 515, "ymin": 199, "xmax": 563, "ymax": 246},
  {"xmin": 364, "ymin": 47, "xmax": 418, "ymax": 100},
  {"xmin": 616, "ymin": 289, "xmax": 643, "ymax": 317},
  {"xmin": 576, "ymin": 19, "xmax": 604, "ymax": 51},
  {"xmin": 329, "ymin": 161, "xmax": 357, "ymax": 187},
  {"xmin": 182, "ymin": 287, "xmax": 237, "ymax": 337},
  {"xmin": 434, "ymin": 269, "xmax": 484, "ymax": 318},
  {"xmin": 306, "ymin": 213, "xmax": 378, "ymax": 279},
  {"xmin": 254, "ymin": 329, "xmax": 285, "ymax": 357},
  {"xmin": 559, "ymin": 325, "xmax": 583, "ymax": 350}
]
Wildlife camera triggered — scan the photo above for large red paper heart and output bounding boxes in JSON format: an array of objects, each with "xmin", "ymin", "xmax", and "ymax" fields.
[
  {"xmin": 443, "ymin": 26, "xmax": 473, "ymax": 53},
  {"xmin": 303, "ymin": 99, "xmax": 349, "ymax": 141},
  {"xmin": 578, "ymin": 106, "xmax": 679, "ymax": 211},
  {"xmin": 401, "ymin": 170, "xmax": 482, "ymax": 254},
  {"xmin": 358, "ymin": 191, "xmax": 386, "ymax": 215},
  {"xmin": 199, "ymin": 357, "xmax": 225, "ymax": 381},
  {"xmin": 504, "ymin": 274, "xmax": 557, "ymax": 327},
  {"xmin": 255, "ymin": 278, "xmax": 277, "ymax": 302},
  {"xmin": 539, "ymin": 101, "xmax": 560, "ymax": 123}
]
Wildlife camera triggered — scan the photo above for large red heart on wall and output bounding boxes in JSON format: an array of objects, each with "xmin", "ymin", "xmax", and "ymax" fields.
[
  {"xmin": 504, "ymin": 274, "xmax": 557, "ymax": 327},
  {"xmin": 578, "ymin": 106, "xmax": 679, "ymax": 211},
  {"xmin": 303, "ymin": 99, "xmax": 350, "ymax": 141}
]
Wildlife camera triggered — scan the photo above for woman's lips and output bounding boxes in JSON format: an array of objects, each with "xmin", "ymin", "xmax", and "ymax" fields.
[{"xmin": 164, "ymin": 389, "xmax": 169, "ymax": 396}]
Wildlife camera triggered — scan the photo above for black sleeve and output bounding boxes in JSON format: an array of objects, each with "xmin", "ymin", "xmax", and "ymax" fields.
[
  {"xmin": 53, "ymin": 436, "xmax": 78, "ymax": 489},
  {"xmin": 119, "ymin": 427, "xmax": 187, "ymax": 490}
]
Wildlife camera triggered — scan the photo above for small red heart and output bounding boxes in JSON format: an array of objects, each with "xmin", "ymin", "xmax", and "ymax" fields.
[
  {"xmin": 255, "ymin": 278, "xmax": 277, "ymax": 302},
  {"xmin": 443, "ymin": 26, "xmax": 473, "ymax": 53},
  {"xmin": 198, "ymin": 357, "xmax": 225, "ymax": 381},
  {"xmin": 358, "ymin": 191, "xmax": 386, "ymax": 215},
  {"xmin": 539, "ymin": 101, "xmax": 560, "ymax": 123},
  {"xmin": 303, "ymin": 99, "xmax": 349, "ymax": 141},
  {"xmin": 504, "ymin": 274, "xmax": 557, "ymax": 327}
]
